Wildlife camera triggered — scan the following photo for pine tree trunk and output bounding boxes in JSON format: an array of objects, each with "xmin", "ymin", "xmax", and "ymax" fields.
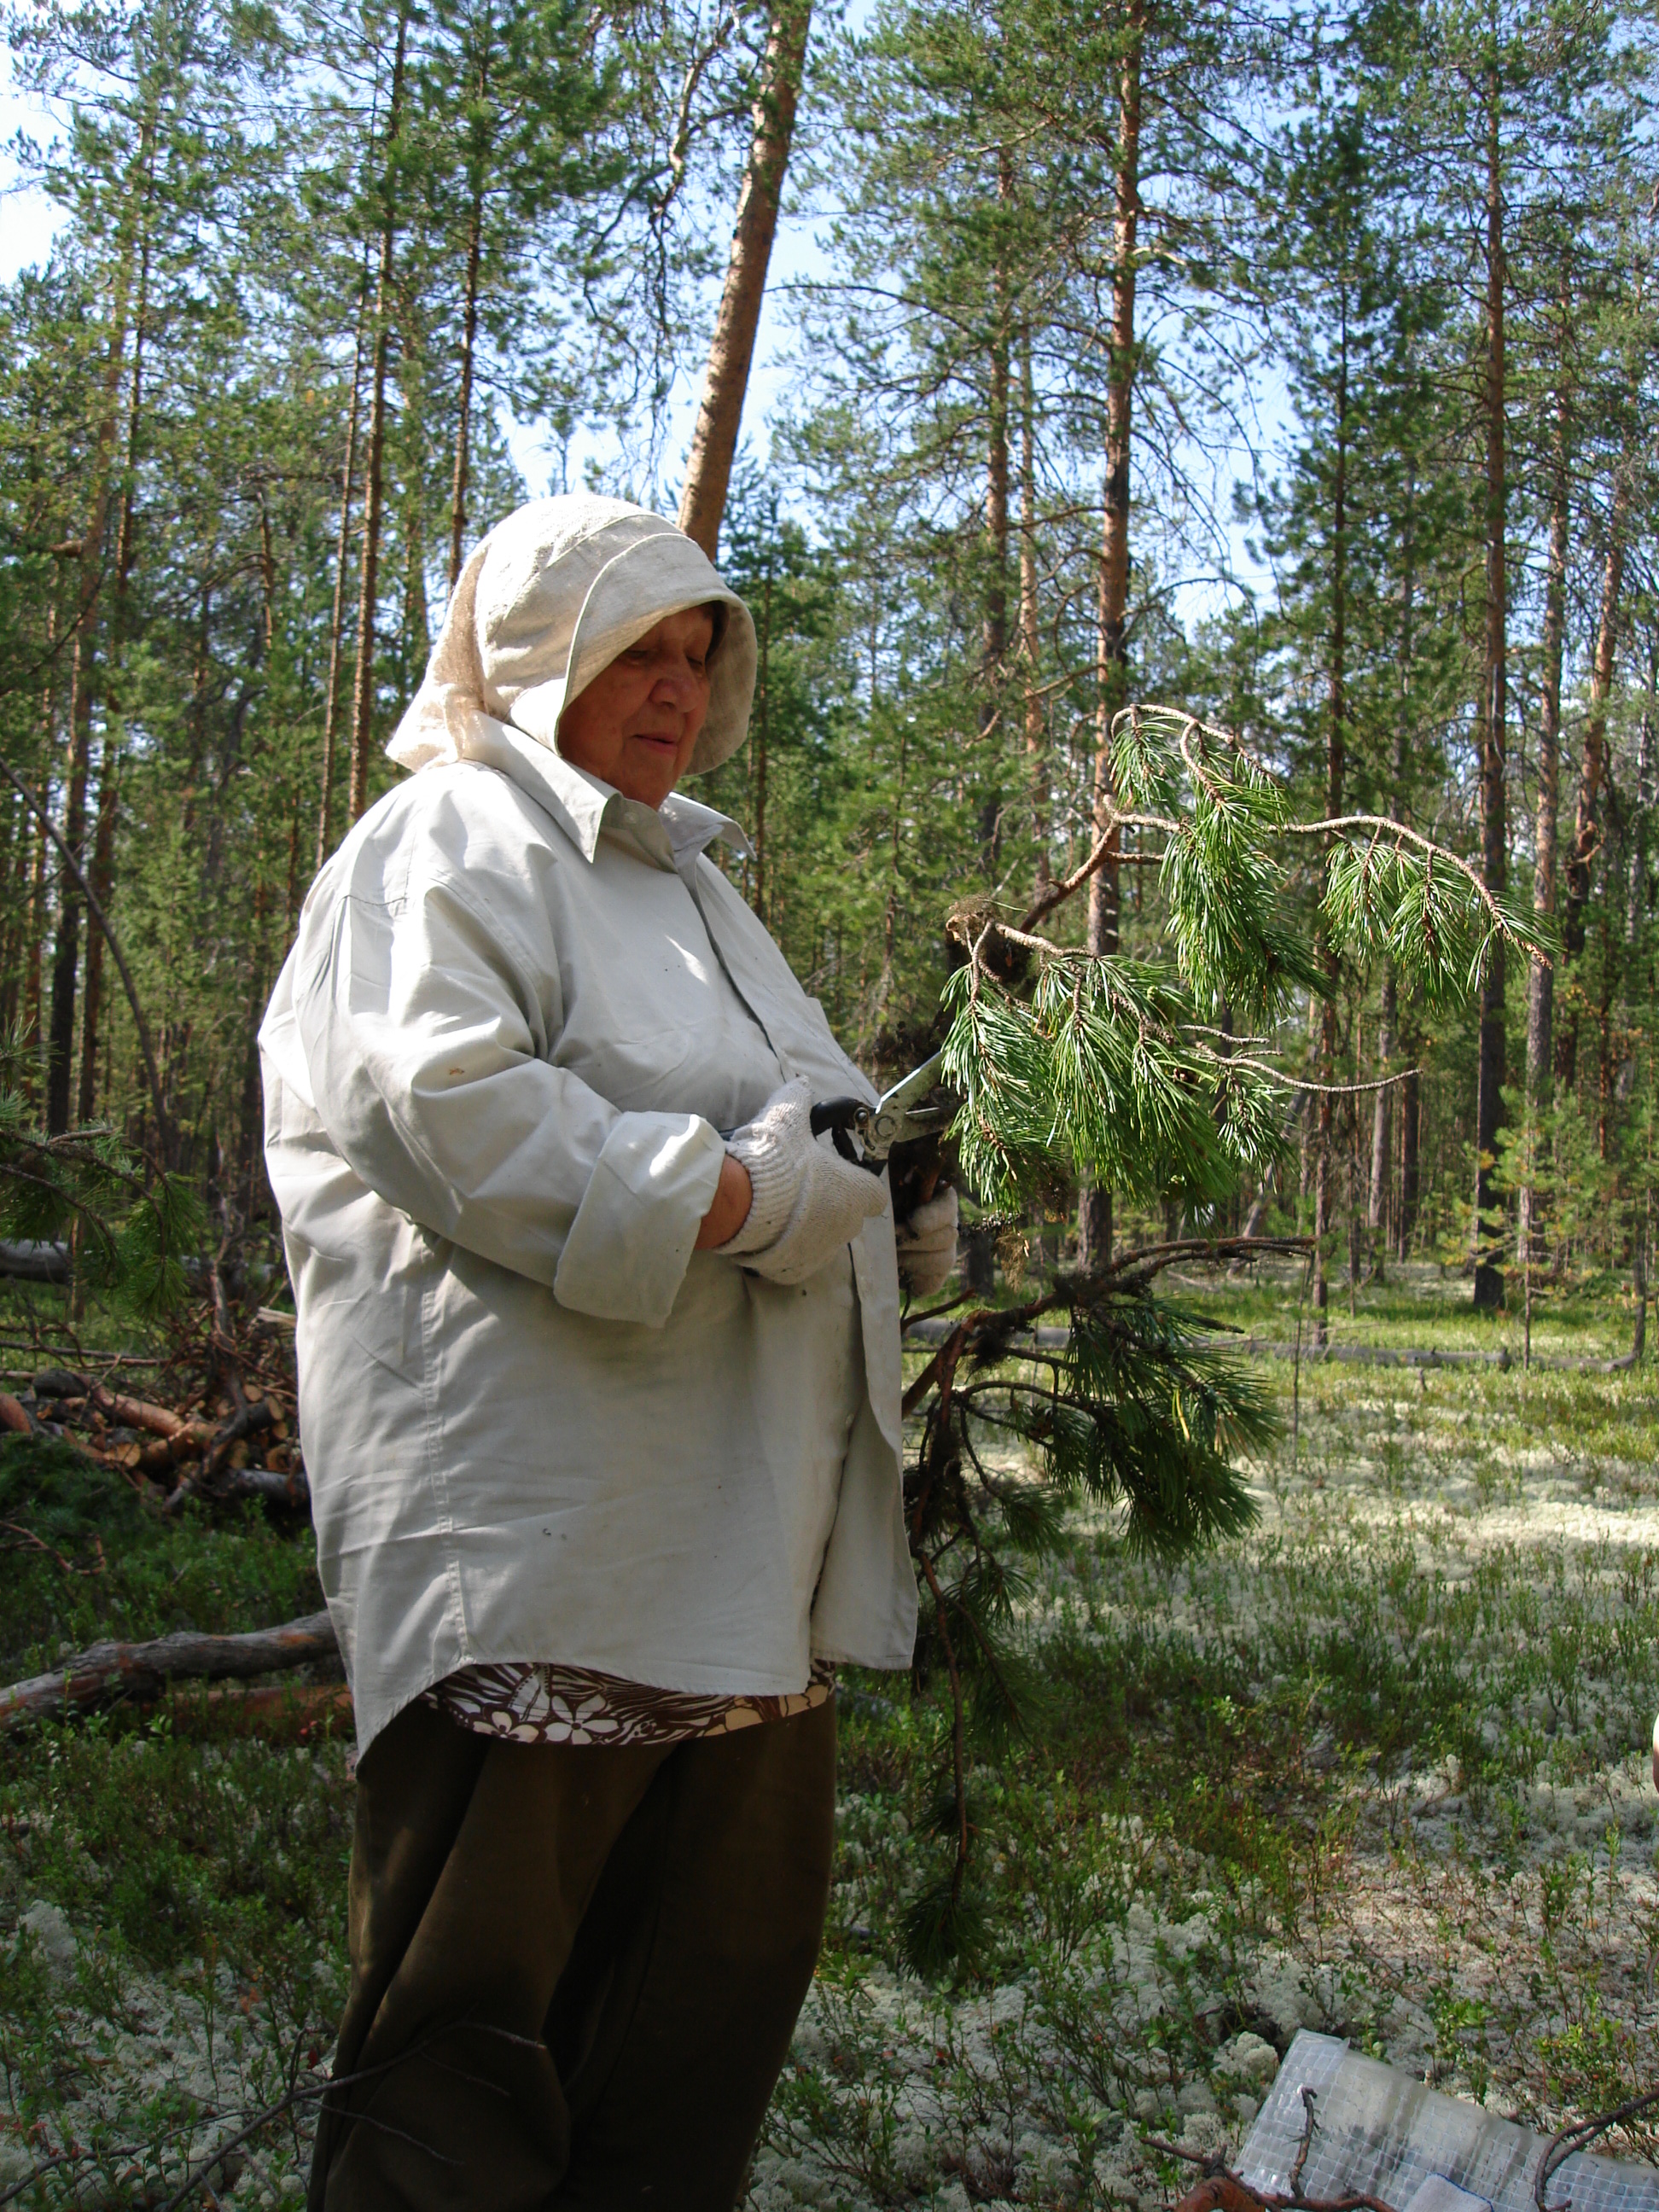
[
  {"xmin": 1018, "ymin": 326, "xmax": 1047, "ymax": 896},
  {"xmin": 1613, "ymin": 648, "xmax": 1656, "ymax": 1319},
  {"xmin": 257, "ymin": 486, "xmax": 276, "ymax": 654},
  {"xmin": 45, "ymin": 222, "xmax": 139, "ymax": 1135},
  {"xmin": 77, "ymin": 714, "xmax": 120, "ymax": 1132},
  {"xmin": 25, "ymin": 607, "xmax": 55, "ymax": 1106},
  {"xmin": 239, "ymin": 874, "xmax": 271, "ymax": 1210},
  {"xmin": 976, "ymin": 145, "xmax": 1012, "ymax": 876},
  {"xmin": 79, "ymin": 223, "xmax": 151, "ymax": 1130},
  {"xmin": 1557, "ymin": 461, "xmax": 1631, "ymax": 1089},
  {"xmin": 1596, "ymin": 905, "xmax": 1615, "ymax": 1163},
  {"xmin": 0, "ymin": 792, "xmax": 26, "ymax": 1040},
  {"xmin": 47, "ymin": 636, "xmax": 95, "ymax": 1137},
  {"xmin": 1347, "ymin": 1078, "xmax": 1361, "ymax": 1304},
  {"xmin": 752, "ymin": 556, "xmax": 773, "ymax": 920},
  {"xmin": 1471, "ymin": 73, "xmax": 1508, "ymax": 1311},
  {"xmin": 1313, "ymin": 978, "xmax": 1338, "ymax": 1332},
  {"xmin": 1313, "ymin": 297, "xmax": 1348, "ymax": 1341},
  {"xmin": 1522, "ymin": 362, "xmax": 1569, "ymax": 1266},
  {"xmin": 1633, "ymin": 1217, "xmax": 1648, "ymax": 1366},
  {"xmin": 1079, "ymin": 0, "xmax": 1141, "ymax": 1276},
  {"xmin": 44, "ymin": 113, "xmax": 159, "ymax": 1138},
  {"xmin": 677, "ymin": 0, "xmax": 811, "ymax": 558},
  {"xmin": 317, "ymin": 267, "xmax": 370, "ymax": 873},
  {"xmin": 1368, "ymin": 970, "xmax": 1394, "ymax": 1270},
  {"xmin": 1301, "ymin": 987, "xmax": 1318, "ymax": 1202},
  {"xmin": 1398, "ymin": 1067, "xmax": 1420, "ymax": 1258},
  {"xmin": 403, "ymin": 476, "xmax": 430, "ymax": 686},
  {"xmin": 1625, "ymin": 668, "xmax": 1654, "ymax": 1359},
  {"xmin": 347, "ymin": 3, "xmax": 410, "ymax": 826},
  {"xmin": 1369, "ymin": 492, "xmax": 1412, "ymax": 1279},
  {"xmin": 447, "ymin": 160, "xmax": 486, "ymax": 590},
  {"xmin": 285, "ymin": 795, "xmax": 302, "ymax": 943},
  {"xmin": 1624, "ymin": 638, "xmax": 1656, "ymax": 964}
]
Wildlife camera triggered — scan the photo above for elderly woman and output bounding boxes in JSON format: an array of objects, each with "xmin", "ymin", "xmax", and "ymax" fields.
[{"xmin": 259, "ymin": 495, "xmax": 955, "ymax": 2211}]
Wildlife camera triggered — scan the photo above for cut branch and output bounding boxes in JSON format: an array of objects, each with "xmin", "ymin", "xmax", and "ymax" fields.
[{"xmin": 0, "ymin": 1609, "xmax": 338, "ymax": 1733}]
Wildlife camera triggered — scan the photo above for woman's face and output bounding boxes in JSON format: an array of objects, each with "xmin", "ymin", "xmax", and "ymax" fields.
[{"xmin": 557, "ymin": 606, "xmax": 717, "ymax": 807}]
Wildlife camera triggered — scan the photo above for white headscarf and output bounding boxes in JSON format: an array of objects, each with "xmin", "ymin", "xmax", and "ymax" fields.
[{"xmin": 387, "ymin": 494, "xmax": 759, "ymax": 779}]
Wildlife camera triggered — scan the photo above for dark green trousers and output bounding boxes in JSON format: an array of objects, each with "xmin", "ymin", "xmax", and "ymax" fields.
[{"xmin": 309, "ymin": 1692, "xmax": 837, "ymax": 2212}]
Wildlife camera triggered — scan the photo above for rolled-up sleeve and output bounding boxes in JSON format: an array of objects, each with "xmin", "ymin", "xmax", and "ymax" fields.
[{"xmin": 291, "ymin": 850, "xmax": 725, "ymax": 1326}]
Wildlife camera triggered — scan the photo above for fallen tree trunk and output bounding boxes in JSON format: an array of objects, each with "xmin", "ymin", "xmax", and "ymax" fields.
[
  {"xmin": 0, "ymin": 1240, "xmax": 69, "ymax": 1284},
  {"xmin": 162, "ymin": 1400, "xmax": 275, "ymax": 1511},
  {"xmin": 34, "ymin": 1368, "xmax": 187, "ymax": 1437},
  {"xmin": 95, "ymin": 1388, "xmax": 184, "ymax": 1437},
  {"xmin": 35, "ymin": 1362, "xmax": 191, "ymax": 1451},
  {"xmin": 216, "ymin": 1462, "xmax": 309, "ymax": 1509},
  {"xmin": 202, "ymin": 1395, "xmax": 273, "ymax": 1478},
  {"xmin": 900, "ymin": 1318, "xmax": 1637, "ymax": 1371},
  {"xmin": 0, "ymin": 1392, "xmax": 36, "ymax": 1436},
  {"xmin": 0, "ymin": 1609, "xmax": 338, "ymax": 1733},
  {"xmin": 137, "ymin": 1419, "xmax": 217, "ymax": 1476},
  {"xmin": 0, "ymin": 1244, "xmax": 227, "ymax": 1288},
  {"xmin": 193, "ymin": 1679, "xmax": 350, "ymax": 1738}
]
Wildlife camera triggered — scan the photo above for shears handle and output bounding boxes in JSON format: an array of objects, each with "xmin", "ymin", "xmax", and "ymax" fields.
[{"xmin": 810, "ymin": 1097, "xmax": 882, "ymax": 1173}]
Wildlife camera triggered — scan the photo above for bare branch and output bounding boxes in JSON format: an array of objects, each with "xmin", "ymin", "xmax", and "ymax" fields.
[{"xmin": 1020, "ymin": 804, "xmax": 1179, "ymax": 933}]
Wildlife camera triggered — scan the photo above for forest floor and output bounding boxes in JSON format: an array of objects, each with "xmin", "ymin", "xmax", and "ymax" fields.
[{"xmin": 0, "ymin": 1262, "xmax": 1656, "ymax": 2208}]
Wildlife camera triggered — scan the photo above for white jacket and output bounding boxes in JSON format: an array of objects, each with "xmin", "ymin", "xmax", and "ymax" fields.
[{"xmin": 259, "ymin": 721, "xmax": 917, "ymax": 1753}]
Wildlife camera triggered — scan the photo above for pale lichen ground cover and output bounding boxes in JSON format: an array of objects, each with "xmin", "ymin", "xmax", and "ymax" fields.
[
  {"xmin": 3, "ymin": 1268, "xmax": 1657, "ymax": 2208},
  {"xmin": 748, "ymin": 1274, "xmax": 1659, "ymax": 2208}
]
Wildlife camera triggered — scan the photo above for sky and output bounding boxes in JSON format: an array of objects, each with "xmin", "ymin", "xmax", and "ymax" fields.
[{"xmin": 0, "ymin": 79, "xmax": 64, "ymax": 283}]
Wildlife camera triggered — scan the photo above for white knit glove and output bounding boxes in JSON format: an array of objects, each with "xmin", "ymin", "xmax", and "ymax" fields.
[
  {"xmin": 720, "ymin": 1077, "xmax": 889, "ymax": 1285},
  {"xmin": 895, "ymin": 1186, "xmax": 958, "ymax": 1295}
]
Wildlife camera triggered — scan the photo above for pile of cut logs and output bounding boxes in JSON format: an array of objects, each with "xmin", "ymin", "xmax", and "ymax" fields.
[
  {"xmin": 0, "ymin": 1313, "xmax": 306, "ymax": 1516},
  {"xmin": 3, "ymin": 1367, "xmax": 306, "ymax": 1511},
  {"xmin": 0, "ymin": 1301, "xmax": 341, "ymax": 1734}
]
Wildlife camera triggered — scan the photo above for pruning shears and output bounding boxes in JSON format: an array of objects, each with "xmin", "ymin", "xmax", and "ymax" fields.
[{"xmin": 809, "ymin": 1050, "xmax": 950, "ymax": 1174}]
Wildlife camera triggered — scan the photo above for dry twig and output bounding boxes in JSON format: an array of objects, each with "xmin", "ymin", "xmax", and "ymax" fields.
[
  {"xmin": 1157, "ymin": 2091, "xmax": 1401, "ymax": 2212},
  {"xmin": 1535, "ymin": 2083, "xmax": 1659, "ymax": 2212}
]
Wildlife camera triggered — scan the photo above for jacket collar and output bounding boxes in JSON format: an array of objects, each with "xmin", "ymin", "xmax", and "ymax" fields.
[{"xmin": 454, "ymin": 710, "xmax": 753, "ymax": 871}]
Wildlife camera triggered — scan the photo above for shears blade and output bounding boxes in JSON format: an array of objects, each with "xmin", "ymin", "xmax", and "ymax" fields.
[
  {"xmin": 808, "ymin": 1049, "xmax": 950, "ymax": 1171},
  {"xmin": 864, "ymin": 1049, "xmax": 949, "ymax": 1159}
]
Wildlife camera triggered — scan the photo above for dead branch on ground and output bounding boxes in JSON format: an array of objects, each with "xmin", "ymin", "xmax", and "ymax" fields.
[{"xmin": 0, "ymin": 1609, "xmax": 338, "ymax": 1733}]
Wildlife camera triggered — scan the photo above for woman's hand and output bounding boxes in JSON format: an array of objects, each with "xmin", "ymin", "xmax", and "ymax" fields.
[
  {"xmin": 716, "ymin": 1078, "xmax": 889, "ymax": 1284},
  {"xmin": 696, "ymin": 1153, "xmax": 754, "ymax": 1249},
  {"xmin": 895, "ymin": 1185, "xmax": 958, "ymax": 1295}
]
